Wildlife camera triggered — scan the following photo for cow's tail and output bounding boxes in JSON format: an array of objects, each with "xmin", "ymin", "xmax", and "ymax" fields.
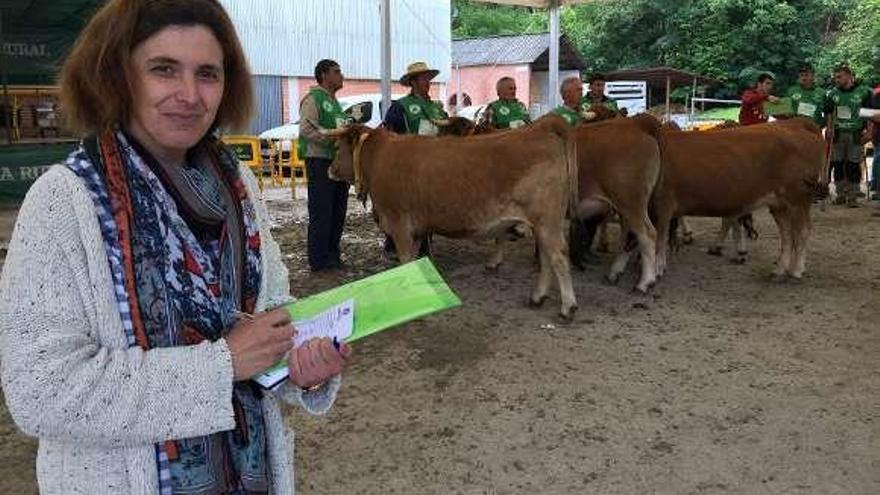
[{"xmin": 538, "ymin": 114, "xmax": 579, "ymax": 219}]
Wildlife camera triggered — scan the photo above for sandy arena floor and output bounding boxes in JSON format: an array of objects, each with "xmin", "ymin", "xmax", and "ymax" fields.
[{"xmin": 0, "ymin": 192, "xmax": 878, "ymax": 494}]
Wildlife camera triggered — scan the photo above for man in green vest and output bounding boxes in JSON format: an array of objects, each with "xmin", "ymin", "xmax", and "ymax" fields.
[
  {"xmin": 824, "ymin": 63, "xmax": 874, "ymax": 207},
  {"xmin": 552, "ymin": 76, "xmax": 587, "ymax": 126},
  {"xmin": 581, "ymin": 72, "xmax": 619, "ymax": 113},
  {"xmin": 784, "ymin": 65, "xmax": 826, "ymax": 127},
  {"xmin": 383, "ymin": 61, "xmax": 448, "ymax": 136},
  {"xmin": 381, "ymin": 61, "xmax": 448, "ymax": 257},
  {"xmin": 299, "ymin": 59, "xmax": 352, "ymax": 272},
  {"xmin": 481, "ymin": 77, "xmax": 530, "ymax": 130}
]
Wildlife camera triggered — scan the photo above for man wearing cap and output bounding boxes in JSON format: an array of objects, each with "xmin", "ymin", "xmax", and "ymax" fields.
[
  {"xmin": 383, "ymin": 61, "xmax": 448, "ymax": 136},
  {"xmin": 552, "ymin": 76, "xmax": 587, "ymax": 126},
  {"xmin": 581, "ymin": 73, "xmax": 618, "ymax": 113},
  {"xmin": 381, "ymin": 61, "xmax": 448, "ymax": 257},
  {"xmin": 481, "ymin": 77, "xmax": 530, "ymax": 130},
  {"xmin": 784, "ymin": 65, "xmax": 826, "ymax": 127},
  {"xmin": 299, "ymin": 59, "xmax": 352, "ymax": 272},
  {"xmin": 824, "ymin": 64, "xmax": 874, "ymax": 206}
]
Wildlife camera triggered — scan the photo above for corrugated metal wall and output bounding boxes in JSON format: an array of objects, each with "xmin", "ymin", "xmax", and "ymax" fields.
[
  {"xmin": 249, "ymin": 75, "xmax": 283, "ymax": 135},
  {"xmin": 219, "ymin": 0, "xmax": 451, "ymax": 82}
]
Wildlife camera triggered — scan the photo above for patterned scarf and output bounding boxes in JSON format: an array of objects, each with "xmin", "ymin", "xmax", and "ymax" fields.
[{"xmin": 66, "ymin": 129, "xmax": 267, "ymax": 494}]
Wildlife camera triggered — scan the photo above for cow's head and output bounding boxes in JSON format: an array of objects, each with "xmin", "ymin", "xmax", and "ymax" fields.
[{"xmin": 326, "ymin": 124, "xmax": 372, "ymax": 199}]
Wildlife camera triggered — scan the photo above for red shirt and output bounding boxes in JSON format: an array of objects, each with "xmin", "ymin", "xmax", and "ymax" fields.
[{"xmin": 738, "ymin": 89, "xmax": 769, "ymax": 126}]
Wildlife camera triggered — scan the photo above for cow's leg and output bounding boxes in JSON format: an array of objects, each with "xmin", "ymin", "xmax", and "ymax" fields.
[
  {"xmin": 654, "ymin": 209, "xmax": 674, "ymax": 278},
  {"xmin": 607, "ymin": 219, "xmax": 632, "ymax": 285},
  {"xmin": 680, "ymin": 217, "xmax": 694, "ymax": 245},
  {"xmin": 788, "ymin": 204, "xmax": 812, "ymax": 279},
  {"xmin": 708, "ymin": 217, "xmax": 732, "ymax": 256},
  {"xmin": 485, "ymin": 237, "xmax": 505, "ymax": 272},
  {"xmin": 768, "ymin": 206, "xmax": 792, "ymax": 277},
  {"xmin": 596, "ymin": 215, "xmax": 612, "ymax": 253},
  {"xmin": 528, "ymin": 246, "xmax": 553, "ymax": 308},
  {"xmin": 386, "ymin": 219, "xmax": 417, "ymax": 264},
  {"xmin": 612, "ymin": 212, "xmax": 657, "ymax": 292},
  {"xmin": 632, "ymin": 217, "xmax": 658, "ymax": 292},
  {"xmin": 732, "ymin": 219, "xmax": 748, "ymax": 264},
  {"xmin": 534, "ymin": 226, "xmax": 577, "ymax": 320}
]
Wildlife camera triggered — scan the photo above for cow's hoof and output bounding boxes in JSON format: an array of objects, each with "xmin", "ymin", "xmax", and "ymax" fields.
[
  {"xmin": 528, "ymin": 295, "xmax": 548, "ymax": 308},
  {"xmin": 631, "ymin": 285, "xmax": 650, "ymax": 295},
  {"xmin": 605, "ymin": 273, "xmax": 621, "ymax": 285},
  {"xmin": 732, "ymin": 253, "xmax": 748, "ymax": 265},
  {"xmin": 707, "ymin": 246, "xmax": 723, "ymax": 256},
  {"xmin": 484, "ymin": 263, "xmax": 500, "ymax": 273},
  {"xmin": 557, "ymin": 305, "xmax": 578, "ymax": 323},
  {"xmin": 682, "ymin": 233, "xmax": 694, "ymax": 245}
]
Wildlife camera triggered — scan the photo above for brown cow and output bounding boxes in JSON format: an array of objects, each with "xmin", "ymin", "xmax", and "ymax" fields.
[
  {"xmin": 570, "ymin": 114, "xmax": 662, "ymax": 292},
  {"xmin": 485, "ymin": 114, "xmax": 662, "ymax": 293},
  {"xmin": 653, "ymin": 117, "xmax": 826, "ymax": 279},
  {"xmin": 326, "ymin": 114, "xmax": 580, "ymax": 320}
]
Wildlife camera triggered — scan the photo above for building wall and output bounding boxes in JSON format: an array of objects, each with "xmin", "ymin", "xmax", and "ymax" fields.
[
  {"xmin": 249, "ymin": 75, "xmax": 283, "ymax": 135},
  {"xmin": 530, "ymin": 69, "xmax": 581, "ymax": 117},
  {"xmin": 447, "ymin": 64, "xmax": 531, "ymax": 109},
  {"xmin": 220, "ymin": 0, "xmax": 451, "ymax": 82}
]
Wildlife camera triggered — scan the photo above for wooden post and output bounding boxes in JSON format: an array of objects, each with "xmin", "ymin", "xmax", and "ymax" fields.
[{"xmin": 665, "ymin": 75, "xmax": 671, "ymax": 123}]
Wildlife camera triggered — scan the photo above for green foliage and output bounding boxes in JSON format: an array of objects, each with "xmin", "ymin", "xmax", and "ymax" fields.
[
  {"xmin": 815, "ymin": 0, "xmax": 880, "ymax": 81},
  {"xmin": 451, "ymin": 0, "xmax": 878, "ymax": 97},
  {"xmin": 452, "ymin": 0, "xmax": 547, "ymax": 37}
]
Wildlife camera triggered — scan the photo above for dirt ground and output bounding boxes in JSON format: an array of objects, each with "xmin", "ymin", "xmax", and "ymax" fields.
[{"xmin": 0, "ymin": 194, "xmax": 878, "ymax": 494}]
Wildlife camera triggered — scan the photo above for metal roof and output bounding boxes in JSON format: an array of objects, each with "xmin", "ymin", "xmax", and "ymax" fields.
[{"xmin": 452, "ymin": 33, "xmax": 585, "ymax": 70}]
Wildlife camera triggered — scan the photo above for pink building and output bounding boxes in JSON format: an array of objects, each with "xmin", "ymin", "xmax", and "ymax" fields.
[{"xmin": 449, "ymin": 33, "xmax": 586, "ymax": 117}]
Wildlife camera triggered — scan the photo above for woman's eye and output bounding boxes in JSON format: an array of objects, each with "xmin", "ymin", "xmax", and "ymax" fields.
[
  {"xmin": 198, "ymin": 69, "xmax": 221, "ymax": 82},
  {"xmin": 150, "ymin": 65, "xmax": 174, "ymax": 76}
]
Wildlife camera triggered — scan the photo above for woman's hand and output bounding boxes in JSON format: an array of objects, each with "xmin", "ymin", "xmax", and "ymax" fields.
[
  {"xmin": 225, "ymin": 308, "xmax": 296, "ymax": 381},
  {"xmin": 288, "ymin": 337, "xmax": 352, "ymax": 390}
]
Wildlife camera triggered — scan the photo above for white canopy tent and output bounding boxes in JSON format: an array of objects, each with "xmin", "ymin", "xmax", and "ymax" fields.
[{"xmin": 378, "ymin": 0, "xmax": 588, "ymax": 118}]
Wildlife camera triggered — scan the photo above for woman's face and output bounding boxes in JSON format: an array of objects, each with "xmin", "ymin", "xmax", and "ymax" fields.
[{"xmin": 128, "ymin": 24, "xmax": 225, "ymax": 161}]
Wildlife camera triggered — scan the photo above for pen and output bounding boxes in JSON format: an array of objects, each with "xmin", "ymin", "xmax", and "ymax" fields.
[{"xmin": 233, "ymin": 310, "xmax": 254, "ymax": 321}]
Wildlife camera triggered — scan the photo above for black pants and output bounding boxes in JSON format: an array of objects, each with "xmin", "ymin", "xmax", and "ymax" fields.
[{"xmin": 306, "ymin": 157, "xmax": 349, "ymax": 270}]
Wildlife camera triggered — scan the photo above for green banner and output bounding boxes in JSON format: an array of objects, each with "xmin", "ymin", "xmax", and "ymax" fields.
[{"xmin": 0, "ymin": 143, "xmax": 76, "ymax": 206}]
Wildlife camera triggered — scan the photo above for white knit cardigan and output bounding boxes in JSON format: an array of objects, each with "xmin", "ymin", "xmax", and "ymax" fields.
[{"xmin": 0, "ymin": 163, "xmax": 340, "ymax": 494}]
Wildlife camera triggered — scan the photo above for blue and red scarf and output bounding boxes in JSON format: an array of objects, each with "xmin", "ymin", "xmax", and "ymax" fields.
[{"xmin": 66, "ymin": 129, "xmax": 267, "ymax": 494}]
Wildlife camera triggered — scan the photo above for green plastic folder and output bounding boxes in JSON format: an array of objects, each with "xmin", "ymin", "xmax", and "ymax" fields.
[
  {"xmin": 765, "ymin": 97, "xmax": 793, "ymax": 116},
  {"xmin": 285, "ymin": 257, "xmax": 461, "ymax": 342}
]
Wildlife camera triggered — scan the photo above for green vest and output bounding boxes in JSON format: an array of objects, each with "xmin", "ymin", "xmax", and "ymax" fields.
[
  {"xmin": 488, "ymin": 99, "xmax": 529, "ymax": 129},
  {"xmin": 827, "ymin": 84, "xmax": 873, "ymax": 133},
  {"xmin": 786, "ymin": 85, "xmax": 826, "ymax": 125},
  {"xmin": 551, "ymin": 105, "xmax": 583, "ymax": 126},
  {"xmin": 298, "ymin": 87, "xmax": 348, "ymax": 159},
  {"xmin": 581, "ymin": 95, "xmax": 618, "ymax": 112},
  {"xmin": 398, "ymin": 94, "xmax": 448, "ymax": 135}
]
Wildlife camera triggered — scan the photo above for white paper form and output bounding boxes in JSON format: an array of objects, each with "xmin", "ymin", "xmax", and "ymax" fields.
[{"xmin": 253, "ymin": 299, "xmax": 354, "ymax": 390}]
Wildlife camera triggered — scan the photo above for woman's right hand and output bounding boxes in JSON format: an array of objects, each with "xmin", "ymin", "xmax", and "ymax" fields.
[{"xmin": 225, "ymin": 308, "xmax": 296, "ymax": 381}]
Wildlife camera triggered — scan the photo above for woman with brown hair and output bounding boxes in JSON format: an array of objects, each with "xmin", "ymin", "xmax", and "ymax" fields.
[{"xmin": 0, "ymin": 1, "xmax": 351, "ymax": 493}]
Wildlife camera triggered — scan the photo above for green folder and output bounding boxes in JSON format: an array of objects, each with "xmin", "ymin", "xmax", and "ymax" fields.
[
  {"xmin": 285, "ymin": 257, "xmax": 461, "ymax": 342},
  {"xmin": 255, "ymin": 258, "xmax": 460, "ymax": 389},
  {"xmin": 765, "ymin": 97, "xmax": 793, "ymax": 116}
]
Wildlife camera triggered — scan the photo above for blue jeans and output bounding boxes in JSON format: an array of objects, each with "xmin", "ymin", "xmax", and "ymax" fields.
[{"xmin": 306, "ymin": 157, "xmax": 349, "ymax": 270}]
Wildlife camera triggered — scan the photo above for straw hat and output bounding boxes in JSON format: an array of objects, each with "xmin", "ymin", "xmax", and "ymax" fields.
[{"xmin": 399, "ymin": 61, "xmax": 440, "ymax": 87}]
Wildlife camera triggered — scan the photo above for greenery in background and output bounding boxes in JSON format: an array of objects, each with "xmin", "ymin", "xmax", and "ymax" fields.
[{"xmin": 452, "ymin": 0, "xmax": 879, "ymax": 97}]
